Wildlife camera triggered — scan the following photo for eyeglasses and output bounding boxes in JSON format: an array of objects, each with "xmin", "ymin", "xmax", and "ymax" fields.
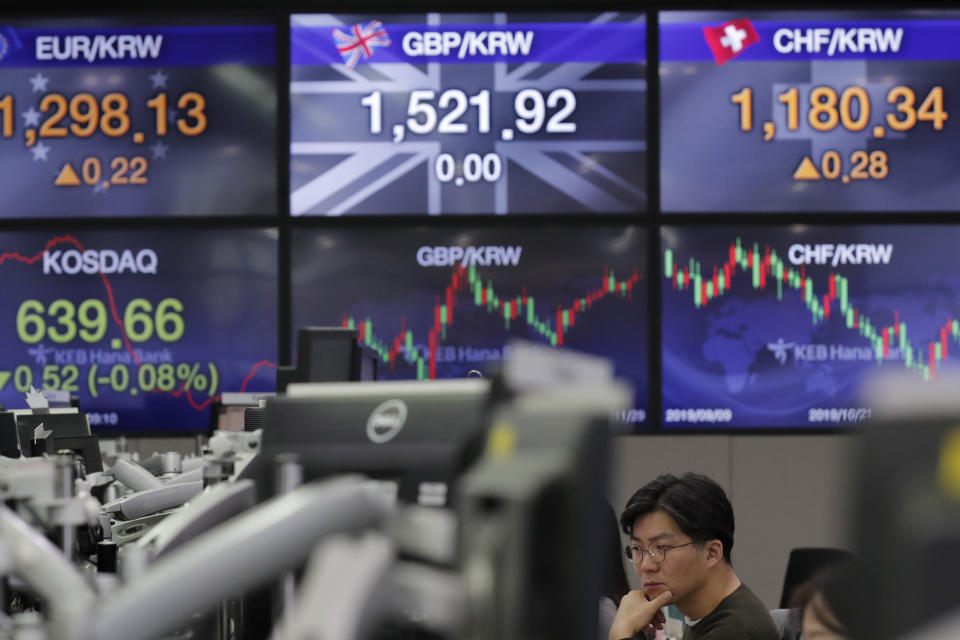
[{"xmin": 624, "ymin": 541, "xmax": 696, "ymax": 565}]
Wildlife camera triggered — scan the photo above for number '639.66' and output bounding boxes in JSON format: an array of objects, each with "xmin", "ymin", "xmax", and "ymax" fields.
[{"xmin": 15, "ymin": 298, "xmax": 185, "ymax": 344}]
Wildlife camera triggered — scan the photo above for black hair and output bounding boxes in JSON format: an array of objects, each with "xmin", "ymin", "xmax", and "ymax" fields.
[
  {"xmin": 602, "ymin": 501, "xmax": 631, "ymax": 603},
  {"xmin": 790, "ymin": 563, "xmax": 857, "ymax": 637},
  {"xmin": 619, "ymin": 473, "xmax": 735, "ymax": 564}
]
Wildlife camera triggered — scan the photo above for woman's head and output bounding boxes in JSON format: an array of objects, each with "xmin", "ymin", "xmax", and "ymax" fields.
[
  {"xmin": 800, "ymin": 590, "xmax": 847, "ymax": 640},
  {"xmin": 792, "ymin": 565, "xmax": 857, "ymax": 640}
]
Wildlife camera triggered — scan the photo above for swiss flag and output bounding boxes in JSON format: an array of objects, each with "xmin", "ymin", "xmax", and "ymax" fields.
[{"xmin": 702, "ymin": 19, "xmax": 760, "ymax": 65}]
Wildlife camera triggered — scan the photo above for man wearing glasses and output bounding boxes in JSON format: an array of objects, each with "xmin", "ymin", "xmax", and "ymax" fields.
[{"xmin": 608, "ymin": 473, "xmax": 778, "ymax": 640}]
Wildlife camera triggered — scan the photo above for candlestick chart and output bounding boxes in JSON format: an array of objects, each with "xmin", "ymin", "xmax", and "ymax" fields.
[
  {"xmin": 661, "ymin": 225, "xmax": 960, "ymax": 427},
  {"xmin": 292, "ymin": 225, "xmax": 648, "ymax": 423}
]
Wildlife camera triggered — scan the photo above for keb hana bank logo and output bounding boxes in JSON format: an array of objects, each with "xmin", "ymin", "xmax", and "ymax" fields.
[{"xmin": 703, "ymin": 19, "xmax": 759, "ymax": 65}]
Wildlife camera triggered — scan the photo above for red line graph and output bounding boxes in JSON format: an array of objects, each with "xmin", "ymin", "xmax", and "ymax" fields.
[
  {"xmin": 343, "ymin": 262, "xmax": 642, "ymax": 380},
  {"xmin": 2, "ymin": 235, "xmax": 275, "ymax": 411},
  {"xmin": 161, "ymin": 360, "xmax": 276, "ymax": 411},
  {"xmin": 2, "ymin": 235, "xmax": 140, "ymax": 365}
]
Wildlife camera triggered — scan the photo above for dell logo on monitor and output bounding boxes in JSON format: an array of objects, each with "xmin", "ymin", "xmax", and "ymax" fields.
[{"xmin": 366, "ymin": 399, "xmax": 408, "ymax": 443}]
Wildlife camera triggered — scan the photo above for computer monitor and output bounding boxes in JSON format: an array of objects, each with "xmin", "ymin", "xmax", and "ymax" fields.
[
  {"xmin": 13, "ymin": 409, "xmax": 90, "ymax": 442},
  {"xmin": 0, "ymin": 409, "xmax": 102, "ymax": 472},
  {"xmin": 852, "ymin": 372, "xmax": 960, "ymax": 639},
  {"xmin": 254, "ymin": 379, "xmax": 491, "ymax": 507},
  {"xmin": 296, "ymin": 327, "xmax": 361, "ymax": 383},
  {"xmin": 457, "ymin": 388, "xmax": 617, "ymax": 640},
  {"xmin": 277, "ymin": 327, "xmax": 364, "ymax": 392}
]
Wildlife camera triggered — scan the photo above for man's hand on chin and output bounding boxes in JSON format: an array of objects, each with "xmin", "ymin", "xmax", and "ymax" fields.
[{"xmin": 608, "ymin": 589, "xmax": 673, "ymax": 640}]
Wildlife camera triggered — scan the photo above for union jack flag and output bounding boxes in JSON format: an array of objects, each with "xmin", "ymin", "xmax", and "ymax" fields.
[{"xmin": 332, "ymin": 20, "xmax": 391, "ymax": 69}]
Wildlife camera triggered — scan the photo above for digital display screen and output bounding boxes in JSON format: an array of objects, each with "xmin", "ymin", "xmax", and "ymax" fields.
[
  {"xmin": 660, "ymin": 11, "xmax": 960, "ymax": 212},
  {"xmin": 0, "ymin": 18, "xmax": 276, "ymax": 218},
  {"xmin": 290, "ymin": 12, "xmax": 646, "ymax": 215},
  {"xmin": 661, "ymin": 225, "xmax": 960, "ymax": 428},
  {"xmin": 305, "ymin": 333, "xmax": 357, "ymax": 382},
  {"xmin": 291, "ymin": 225, "xmax": 647, "ymax": 424},
  {"xmin": 0, "ymin": 229, "xmax": 278, "ymax": 432}
]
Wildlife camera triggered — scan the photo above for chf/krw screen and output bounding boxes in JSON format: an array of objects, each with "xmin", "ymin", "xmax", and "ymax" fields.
[
  {"xmin": 290, "ymin": 12, "xmax": 646, "ymax": 215},
  {"xmin": 662, "ymin": 226, "xmax": 960, "ymax": 428},
  {"xmin": 661, "ymin": 11, "xmax": 960, "ymax": 212}
]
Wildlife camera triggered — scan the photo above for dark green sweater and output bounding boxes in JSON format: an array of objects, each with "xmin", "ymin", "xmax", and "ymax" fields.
[{"xmin": 682, "ymin": 584, "xmax": 779, "ymax": 640}]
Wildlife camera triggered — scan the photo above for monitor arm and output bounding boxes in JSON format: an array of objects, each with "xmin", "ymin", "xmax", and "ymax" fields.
[
  {"xmin": 86, "ymin": 475, "xmax": 393, "ymax": 640},
  {"xmin": 0, "ymin": 504, "xmax": 96, "ymax": 640}
]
